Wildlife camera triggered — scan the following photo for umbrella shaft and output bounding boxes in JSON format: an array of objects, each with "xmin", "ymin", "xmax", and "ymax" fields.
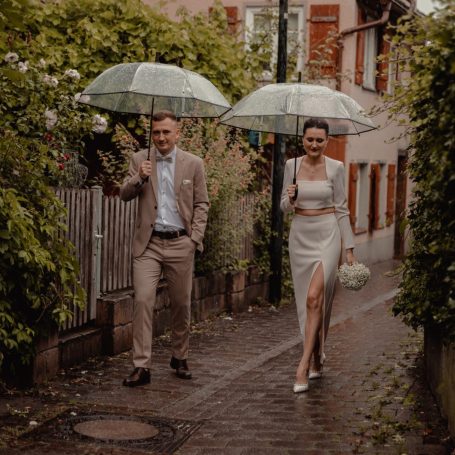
[{"xmin": 147, "ymin": 98, "xmax": 155, "ymax": 161}]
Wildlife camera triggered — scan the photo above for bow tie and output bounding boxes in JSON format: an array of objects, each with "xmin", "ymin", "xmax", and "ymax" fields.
[{"xmin": 156, "ymin": 155, "xmax": 172, "ymax": 162}]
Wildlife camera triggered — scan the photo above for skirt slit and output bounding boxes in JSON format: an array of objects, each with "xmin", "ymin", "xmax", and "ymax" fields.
[
  {"xmin": 307, "ymin": 261, "xmax": 326, "ymax": 357},
  {"xmin": 289, "ymin": 213, "xmax": 341, "ymax": 361}
]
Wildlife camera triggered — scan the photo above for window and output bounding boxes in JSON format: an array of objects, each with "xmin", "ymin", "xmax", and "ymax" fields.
[
  {"xmin": 363, "ymin": 24, "xmax": 378, "ymax": 90},
  {"xmin": 245, "ymin": 6, "xmax": 304, "ymax": 80}
]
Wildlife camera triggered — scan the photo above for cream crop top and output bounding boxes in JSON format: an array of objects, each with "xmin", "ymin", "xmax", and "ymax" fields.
[
  {"xmin": 294, "ymin": 179, "xmax": 333, "ymax": 209},
  {"xmin": 280, "ymin": 156, "xmax": 355, "ymax": 250}
]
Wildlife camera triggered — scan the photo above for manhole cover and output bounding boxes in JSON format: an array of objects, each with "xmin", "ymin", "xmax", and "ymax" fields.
[
  {"xmin": 22, "ymin": 407, "xmax": 202, "ymax": 454},
  {"xmin": 74, "ymin": 419, "xmax": 159, "ymax": 440}
]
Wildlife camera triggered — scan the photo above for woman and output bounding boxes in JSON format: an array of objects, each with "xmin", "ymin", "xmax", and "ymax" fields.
[{"xmin": 280, "ymin": 118, "xmax": 356, "ymax": 393}]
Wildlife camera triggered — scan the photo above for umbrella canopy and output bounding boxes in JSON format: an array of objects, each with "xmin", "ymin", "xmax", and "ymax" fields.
[
  {"xmin": 220, "ymin": 83, "xmax": 375, "ymax": 136},
  {"xmin": 78, "ymin": 62, "xmax": 231, "ymax": 118}
]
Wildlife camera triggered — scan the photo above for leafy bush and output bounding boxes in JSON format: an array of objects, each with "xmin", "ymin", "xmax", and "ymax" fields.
[
  {"xmin": 3, "ymin": 0, "xmax": 263, "ymax": 104},
  {"xmin": 0, "ymin": 133, "xmax": 85, "ymax": 369},
  {"xmin": 252, "ymin": 188, "xmax": 293, "ymax": 298},
  {"xmin": 0, "ymin": 50, "xmax": 102, "ymax": 187},
  {"xmin": 179, "ymin": 119, "xmax": 256, "ymax": 273},
  {"xmin": 386, "ymin": 2, "xmax": 455, "ymax": 341},
  {"xmin": 1, "ymin": 0, "xmax": 268, "ymax": 183}
]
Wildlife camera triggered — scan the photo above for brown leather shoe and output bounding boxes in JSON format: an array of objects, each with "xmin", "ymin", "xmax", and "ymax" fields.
[
  {"xmin": 170, "ymin": 356, "xmax": 192, "ymax": 380},
  {"xmin": 122, "ymin": 367, "xmax": 150, "ymax": 387}
]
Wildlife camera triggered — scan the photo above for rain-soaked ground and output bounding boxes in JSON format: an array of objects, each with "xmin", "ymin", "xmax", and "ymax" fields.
[{"xmin": 1, "ymin": 260, "xmax": 453, "ymax": 454}]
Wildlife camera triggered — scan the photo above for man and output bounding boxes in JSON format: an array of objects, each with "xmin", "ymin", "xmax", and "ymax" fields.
[{"xmin": 120, "ymin": 110, "xmax": 209, "ymax": 387}]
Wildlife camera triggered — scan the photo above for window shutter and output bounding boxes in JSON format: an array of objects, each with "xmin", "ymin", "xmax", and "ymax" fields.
[
  {"xmin": 225, "ymin": 7, "xmax": 239, "ymax": 34},
  {"xmin": 348, "ymin": 163, "xmax": 358, "ymax": 227},
  {"xmin": 386, "ymin": 163, "xmax": 396, "ymax": 226},
  {"xmin": 208, "ymin": 6, "xmax": 238, "ymax": 34},
  {"xmin": 325, "ymin": 136, "xmax": 346, "ymax": 163},
  {"xmin": 309, "ymin": 5, "xmax": 340, "ymax": 78},
  {"xmin": 355, "ymin": 9, "xmax": 366, "ymax": 85},
  {"xmin": 374, "ymin": 164, "xmax": 381, "ymax": 229},
  {"xmin": 376, "ymin": 30, "xmax": 390, "ymax": 92},
  {"xmin": 368, "ymin": 163, "xmax": 381, "ymax": 232}
]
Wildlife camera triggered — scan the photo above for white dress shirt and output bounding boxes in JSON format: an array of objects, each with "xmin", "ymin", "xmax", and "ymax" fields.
[{"xmin": 154, "ymin": 147, "xmax": 185, "ymax": 232}]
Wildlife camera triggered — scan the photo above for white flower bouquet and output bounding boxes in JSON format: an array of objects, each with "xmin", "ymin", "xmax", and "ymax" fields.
[{"xmin": 337, "ymin": 262, "xmax": 370, "ymax": 290}]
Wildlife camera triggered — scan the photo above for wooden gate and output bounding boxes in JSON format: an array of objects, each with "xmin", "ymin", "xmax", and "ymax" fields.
[{"xmin": 56, "ymin": 187, "xmax": 103, "ymax": 331}]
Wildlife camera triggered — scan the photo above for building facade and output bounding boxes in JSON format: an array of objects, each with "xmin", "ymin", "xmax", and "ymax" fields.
[{"xmin": 142, "ymin": 0, "xmax": 414, "ymax": 264}]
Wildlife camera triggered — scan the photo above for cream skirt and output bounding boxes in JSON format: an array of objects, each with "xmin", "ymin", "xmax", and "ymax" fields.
[{"xmin": 289, "ymin": 213, "xmax": 341, "ymax": 356}]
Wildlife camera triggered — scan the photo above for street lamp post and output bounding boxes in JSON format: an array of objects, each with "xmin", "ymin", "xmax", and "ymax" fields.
[{"xmin": 269, "ymin": 0, "xmax": 288, "ymax": 305}]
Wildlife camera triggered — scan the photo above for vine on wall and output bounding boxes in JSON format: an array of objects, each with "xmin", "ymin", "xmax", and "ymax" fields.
[{"xmin": 385, "ymin": 2, "xmax": 455, "ymax": 341}]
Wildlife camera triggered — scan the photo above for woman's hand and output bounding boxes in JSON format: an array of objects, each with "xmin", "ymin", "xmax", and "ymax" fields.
[
  {"xmin": 287, "ymin": 184, "xmax": 298, "ymax": 204},
  {"xmin": 346, "ymin": 249, "xmax": 356, "ymax": 265}
]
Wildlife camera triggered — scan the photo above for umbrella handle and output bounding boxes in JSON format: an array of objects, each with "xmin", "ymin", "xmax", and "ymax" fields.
[
  {"xmin": 292, "ymin": 177, "xmax": 298, "ymax": 201},
  {"xmin": 292, "ymin": 150, "xmax": 298, "ymax": 201}
]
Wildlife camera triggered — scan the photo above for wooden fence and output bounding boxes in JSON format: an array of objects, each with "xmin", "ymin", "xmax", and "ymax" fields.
[{"xmin": 57, "ymin": 189, "xmax": 256, "ymax": 331}]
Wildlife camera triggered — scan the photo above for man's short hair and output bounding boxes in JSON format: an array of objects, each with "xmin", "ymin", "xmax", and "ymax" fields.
[{"xmin": 152, "ymin": 110, "xmax": 178, "ymax": 122}]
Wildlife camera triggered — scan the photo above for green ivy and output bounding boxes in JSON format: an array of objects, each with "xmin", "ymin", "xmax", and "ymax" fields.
[
  {"xmin": 386, "ymin": 1, "xmax": 455, "ymax": 341},
  {"xmin": 0, "ymin": 133, "xmax": 85, "ymax": 369},
  {"xmin": 3, "ymin": 0, "xmax": 264, "ymax": 104}
]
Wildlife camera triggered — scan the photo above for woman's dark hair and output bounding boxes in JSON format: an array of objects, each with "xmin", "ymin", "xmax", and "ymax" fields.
[{"xmin": 303, "ymin": 118, "xmax": 329, "ymax": 137}]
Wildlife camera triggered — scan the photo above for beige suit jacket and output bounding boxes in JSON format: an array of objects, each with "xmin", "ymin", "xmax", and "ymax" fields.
[{"xmin": 120, "ymin": 146, "xmax": 209, "ymax": 258}]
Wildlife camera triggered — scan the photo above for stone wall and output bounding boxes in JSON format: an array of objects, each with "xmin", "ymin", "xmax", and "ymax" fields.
[
  {"xmin": 424, "ymin": 328, "xmax": 455, "ymax": 437},
  {"xmin": 97, "ymin": 266, "xmax": 268, "ymax": 356},
  {"xmin": 29, "ymin": 266, "xmax": 268, "ymax": 383}
]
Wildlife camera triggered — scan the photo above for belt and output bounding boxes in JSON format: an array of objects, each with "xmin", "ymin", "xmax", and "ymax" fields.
[{"xmin": 152, "ymin": 229, "xmax": 187, "ymax": 239}]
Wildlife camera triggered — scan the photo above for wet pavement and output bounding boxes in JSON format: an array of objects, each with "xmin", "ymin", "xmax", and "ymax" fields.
[{"xmin": 0, "ymin": 260, "xmax": 453, "ymax": 454}]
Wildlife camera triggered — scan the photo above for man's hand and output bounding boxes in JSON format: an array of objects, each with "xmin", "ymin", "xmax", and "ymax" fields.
[{"xmin": 139, "ymin": 160, "xmax": 152, "ymax": 180}]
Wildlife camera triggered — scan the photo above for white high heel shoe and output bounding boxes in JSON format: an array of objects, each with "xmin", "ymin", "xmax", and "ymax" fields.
[
  {"xmin": 293, "ymin": 382, "xmax": 309, "ymax": 393},
  {"xmin": 309, "ymin": 352, "xmax": 326, "ymax": 380},
  {"xmin": 308, "ymin": 370, "xmax": 322, "ymax": 380}
]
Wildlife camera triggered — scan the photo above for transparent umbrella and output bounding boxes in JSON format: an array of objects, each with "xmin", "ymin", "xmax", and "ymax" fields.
[
  {"xmin": 220, "ymin": 82, "xmax": 375, "ymax": 195},
  {"xmin": 220, "ymin": 83, "xmax": 375, "ymax": 136},
  {"xmin": 79, "ymin": 62, "xmax": 231, "ymax": 158}
]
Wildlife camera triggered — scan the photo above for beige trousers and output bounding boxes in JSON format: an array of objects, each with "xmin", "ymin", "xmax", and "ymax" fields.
[{"xmin": 132, "ymin": 234, "xmax": 196, "ymax": 369}]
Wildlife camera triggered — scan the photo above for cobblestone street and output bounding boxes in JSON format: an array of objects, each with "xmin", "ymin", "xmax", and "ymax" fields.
[{"xmin": 0, "ymin": 260, "xmax": 452, "ymax": 454}]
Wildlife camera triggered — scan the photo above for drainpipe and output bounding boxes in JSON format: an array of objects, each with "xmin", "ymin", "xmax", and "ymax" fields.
[{"xmin": 336, "ymin": 0, "xmax": 392, "ymax": 90}]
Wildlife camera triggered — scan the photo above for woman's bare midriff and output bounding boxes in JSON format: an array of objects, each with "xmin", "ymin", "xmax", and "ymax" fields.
[{"xmin": 294, "ymin": 207, "xmax": 335, "ymax": 216}]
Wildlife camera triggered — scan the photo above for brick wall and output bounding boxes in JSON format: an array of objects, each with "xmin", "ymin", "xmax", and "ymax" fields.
[{"xmin": 28, "ymin": 266, "xmax": 269, "ymax": 385}]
